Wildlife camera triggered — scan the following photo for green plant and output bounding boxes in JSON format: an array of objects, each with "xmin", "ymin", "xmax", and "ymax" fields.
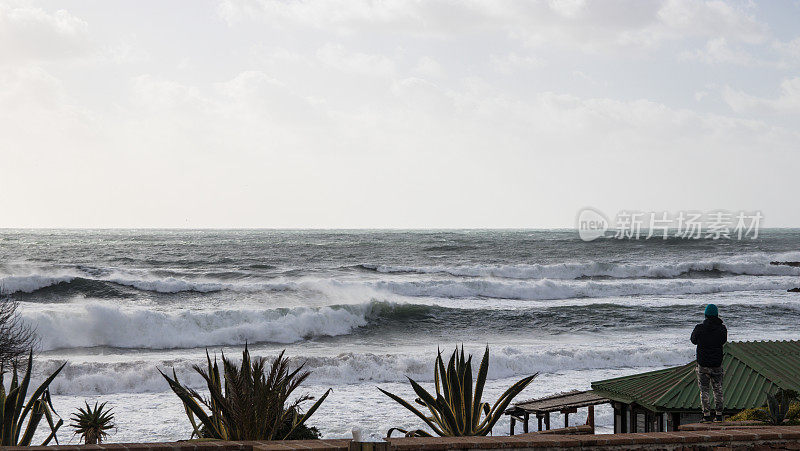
[
  {"xmin": 70, "ymin": 402, "xmax": 115, "ymax": 444},
  {"xmin": 0, "ymin": 350, "xmax": 65, "ymax": 446},
  {"xmin": 728, "ymin": 390, "xmax": 800, "ymax": 425},
  {"xmin": 763, "ymin": 389, "xmax": 798, "ymax": 425},
  {"xmin": 160, "ymin": 345, "xmax": 330, "ymax": 441},
  {"xmin": 379, "ymin": 345, "xmax": 537, "ymax": 437}
]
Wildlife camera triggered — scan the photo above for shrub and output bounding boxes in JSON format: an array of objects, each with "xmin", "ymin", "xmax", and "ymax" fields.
[
  {"xmin": 161, "ymin": 345, "xmax": 330, "ymax": 441},
  {"xmin": 70, "ymin": 401, "xmax": 115, "ymax": 444},
  {"xmin": 0, "ymin": 351, "xmax": 65, "ymax": 446},
  {"xmin": 379, "ymin": 345, "xmax": 537, "ymax": 437},
  {"xmin": 729, "ymin": 389, "xmax": 800, "ymax": 425}
]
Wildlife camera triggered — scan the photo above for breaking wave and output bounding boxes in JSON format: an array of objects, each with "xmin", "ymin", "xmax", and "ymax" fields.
[
  {"xmin": 358, "ymin": 258, "xmax": 800, "ymax": 280},
  {"xmin": 3, "ymin": 265, "xmax": 797, "ymax": 302},
  {"xmin": 0, "ymin": 273, "xmax": 293, "ymax": 295},
  {"xmin": 23, "ymin": 303, "xmax": 373, "ymax": 350},
  {"xmin": 23, "ymin": 299, "xmax": 800, "ymax": 352},
  {"xmin": 40, "ymin": 345, "xmax": 694, "ymax": 395},
  {"xmin": 372, "ymin": 276, "xmax": 796, "ymax": 300}
]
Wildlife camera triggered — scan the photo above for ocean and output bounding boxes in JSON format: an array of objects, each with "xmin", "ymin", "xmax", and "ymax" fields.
[{"xmin": 1, "ymin": 229, "xmax": 799, "ymax": 443}]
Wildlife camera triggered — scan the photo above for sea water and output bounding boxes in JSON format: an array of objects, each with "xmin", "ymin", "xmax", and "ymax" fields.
[{"xmin": 1, "ymin": 229, "xmax": 799, "ymax": 443}]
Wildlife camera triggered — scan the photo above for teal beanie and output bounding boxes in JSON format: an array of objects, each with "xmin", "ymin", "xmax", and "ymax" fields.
[{"xmin": 704, "ymin": 304, "xmax": 719, "ymax": 317}]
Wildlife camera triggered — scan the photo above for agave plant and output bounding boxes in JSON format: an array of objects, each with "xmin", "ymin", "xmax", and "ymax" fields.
[
  {"xmin": 160, "ymin": 345, "xmax": 331, "ymax": 441},
  {"xmin": 70, "ymin": 401, "xmax": 115, "ymax": 444},
  {"xmin": 0, "ymin": 350, "xmax": 65, "ymax": 446},
  {"xmin": 758, "ymin": 389, "xmax": 799, "ymax": 425},
  {"xmin": 379, "ymin": 345, "xmax": 537, "ymax": 437}
]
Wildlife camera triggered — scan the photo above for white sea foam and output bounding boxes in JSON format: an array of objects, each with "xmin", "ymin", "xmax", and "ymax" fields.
[
  {"xmin": 3, "ymin": 252, "xmax": 798, "ymax": 297},
  {"xmin": 371, "ymin": 276, "xmax": 797, "ymax": 300},
  {"xmin": 5, "ymin": 269, "xmax": 796, "ymax": 304},
  {"xmin": 23, "ymin": 303, "xmax": 369, "ymax": 350},
  {"xmin": 0, "ymin": 274, "xmax": 75, "ymax": 294},
  {"xmin": 364, "ymin": 256, "xmax": 800, "ymax": 280},
  {"xmin": 0, "ymin": 271, "xmax": 293, "ymax": 294},
  {"xmin": 39, "ymin": 345, "xmax": 694, "ymax": 395}
]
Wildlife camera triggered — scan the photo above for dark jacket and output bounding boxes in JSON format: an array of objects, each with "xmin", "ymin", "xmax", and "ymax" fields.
[{"xmin": 690, "ymin": 316, "xmax": 727, "ymax": 367}]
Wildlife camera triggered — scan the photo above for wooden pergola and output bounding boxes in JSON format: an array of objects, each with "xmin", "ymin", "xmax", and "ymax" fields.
[{"xmin": 504, "ymin": 390, "xmax": 609, "ymax": 435}]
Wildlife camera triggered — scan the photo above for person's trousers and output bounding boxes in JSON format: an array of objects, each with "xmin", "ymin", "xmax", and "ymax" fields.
[{"xmin": 696, "ymin": 365, "xmax": 724, "ymax": 416}]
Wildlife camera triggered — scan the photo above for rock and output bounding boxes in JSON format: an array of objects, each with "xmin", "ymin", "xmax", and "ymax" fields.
[{"xmin": 771, "ymin": 261, "xmax": 800, "ymax": 267}]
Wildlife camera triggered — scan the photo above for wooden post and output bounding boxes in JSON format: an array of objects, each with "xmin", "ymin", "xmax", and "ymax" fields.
[
  {"xmin": 510, "ymin": 416, "xmax": 516, "ymax": 436},
  {"xmin": 670, "ymin": 413, "xmax": 680, "ymax": 432},
  {"xmin": 564, "ymin": 412, "xmax": 569, "ymax": 428},
  {"xmin": 537, "ymin": 414, "xmax": 543, "ymax": 431},
  {"xmin": 523, "ymin": 412, "xmax": 529, "ymax": 433},
  {"xmin": 587, "ymin": 405, "xmax": 595, "ymax": 434},
  {"xmin": 620, "ymin": 404, "xmax": 628, "ymax": 433},
  {"xmin": 545, "ymin": 412, "xmax": 550, "ymax": 430}
]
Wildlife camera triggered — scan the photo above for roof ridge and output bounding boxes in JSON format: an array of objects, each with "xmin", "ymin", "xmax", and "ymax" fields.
[
  {"xmin": 651, "ymin": 362, "xmax": 698, "ymax": 407},
  {"xmin": 591, "ymin": 365, "xmax": 682, "ymax": 385}
]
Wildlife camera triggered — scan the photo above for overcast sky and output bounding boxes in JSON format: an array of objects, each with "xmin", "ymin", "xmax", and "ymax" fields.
[{"xmin": 2, "ymin": 0, "xmax": 799, "ymax": 228}]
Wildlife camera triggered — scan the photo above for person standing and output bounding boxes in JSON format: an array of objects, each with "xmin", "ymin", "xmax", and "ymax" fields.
[{"xmin": 690, "ymin": 303, "xmax": 727, "ymax": 422}]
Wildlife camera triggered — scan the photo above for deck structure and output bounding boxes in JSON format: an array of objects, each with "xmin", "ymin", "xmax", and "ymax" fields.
[{"xmin": 505, "ymin": 390, "xmax": 608, "ymax": 435}]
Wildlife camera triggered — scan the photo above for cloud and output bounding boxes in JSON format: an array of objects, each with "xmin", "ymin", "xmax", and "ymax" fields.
[
  {"xmin": 2, "ymin": 1, "xmax": 799, "ymax": 227},
  {"xmin": 0, "ymin": 65, "xmax": 91, "ymax": 136},
  {"xmin": 771, "ymin": 37, "xmax": 800, "ymax": 68},
  {"xmin": 723, "ymin": 77, "xmax": 800, "ymax": 113},
  {"xmin": 656, "ymin": 0, "xmax": 766, "ymax": 44},
  {"xmin": 315, "ymin": 43, "xmax": 396, "ymax": 77},
  {"xmin": 218, "ymin": 0, "xmax": 768, "ymax": 52},
  {"xmin": 0, "ymin": 3, "xmax": 90, "ymax": 63},
  {"xmin": 491, "ymin": 53, "xmax": 544, "ymax": 74},
  {"xmin": 680, "ymin": 37, "xmax": 758, "ymax": 65},
  {"xmin": 4, "ymin": 57, "xmax": 799, "ymax": 227},
  {"xmin": 413, "ymin": 56, "xmax": 445, "ymax": 79}
]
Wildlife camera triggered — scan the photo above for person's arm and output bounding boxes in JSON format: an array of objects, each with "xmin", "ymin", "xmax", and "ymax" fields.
[
  {"xmin": 721, "ymin": 325, "xmax": 728, "ymax": 344},
  {"xmin": 691, "ymin": 325, "xmax": 700, "ymax": 344}
]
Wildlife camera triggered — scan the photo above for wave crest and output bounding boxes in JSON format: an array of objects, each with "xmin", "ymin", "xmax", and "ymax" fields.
[
  {"xmin": 24, "ymin": 303, "xmax": 371, "ymax": 350},
  {"xmin": 360, "ymin": 258, "xmax": 800, "ymax": 280},
  {"xmin": 40, "ymin": 345, "xmax": 694, "ymax": 395}
]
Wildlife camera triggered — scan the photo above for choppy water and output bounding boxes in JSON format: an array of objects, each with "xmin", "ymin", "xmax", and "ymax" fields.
[{"xmin": 2, "ymin": 229, "xmax": 799, "ymax": 442}]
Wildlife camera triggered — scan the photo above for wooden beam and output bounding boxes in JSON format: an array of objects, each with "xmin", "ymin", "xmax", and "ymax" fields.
[
  {"xmin": 587, "ymin": 405, "xmax": 595, "ymax": 434},
  {"xmin": 510, "ymin": 416, "xmax": 515, "ymax": 436},
  {"xmin": 537, "ymin": 414, "xmax": 543, "ymax": 431},
  {"xmin": 523, "ymin": 412, "xmax": 529, "ymax": 434},
  {"xmin": 545, "ymin": 412, "xmax": 550, "ymax": 430},
  {"xmin": 564, "ymin": 412, "xmax": 569, "ymax": 428}
]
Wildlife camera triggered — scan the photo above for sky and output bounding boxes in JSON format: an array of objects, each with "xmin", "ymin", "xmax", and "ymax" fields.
[{"xmin": 1, "ymin": 0, "xmax": 800, "ymax": 228}]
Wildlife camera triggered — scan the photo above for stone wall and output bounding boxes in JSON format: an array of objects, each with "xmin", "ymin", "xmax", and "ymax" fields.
[{"xmin": 7, "ymin": 425, "xmax": 800, "ymax": 451}]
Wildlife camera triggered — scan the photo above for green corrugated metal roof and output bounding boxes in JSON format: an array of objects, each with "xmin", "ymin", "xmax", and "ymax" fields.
[{"xmin": 591, "ymin": 340, "xmax": 800, "ymax": 412}]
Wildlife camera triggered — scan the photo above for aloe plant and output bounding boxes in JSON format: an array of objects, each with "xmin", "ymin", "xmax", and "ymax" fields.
[
  {"xmin": 379, "ymin": 345, "xmax": 537, "ymax": 437},
  {"xmin": 70, "ymin": 401, "xmax": 115, "ymax": 444},
  {"xmin": 0, "ymin": 350, "xmax": 65, "ymax": 446},
  {"xmin": 160, "ymin": 345, "xmax": 330, "ymax": 441}
]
